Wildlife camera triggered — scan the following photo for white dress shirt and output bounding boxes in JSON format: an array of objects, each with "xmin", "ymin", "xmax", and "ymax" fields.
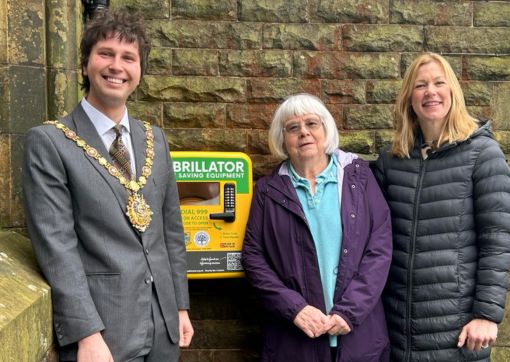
[{"xmin": 81, "ymin": 98, "xmax": 136, "ymax": 176}]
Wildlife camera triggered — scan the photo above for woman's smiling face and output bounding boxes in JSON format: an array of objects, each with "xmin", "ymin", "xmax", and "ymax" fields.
[{"xmin": 411, "ymin": 60, "xmax": 452, "ymax": 128}]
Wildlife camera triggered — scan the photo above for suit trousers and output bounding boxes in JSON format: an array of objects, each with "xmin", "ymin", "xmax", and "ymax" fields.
[{"xmin": 128, "ymin": 286, "xmax": 180, "ymax": 362}]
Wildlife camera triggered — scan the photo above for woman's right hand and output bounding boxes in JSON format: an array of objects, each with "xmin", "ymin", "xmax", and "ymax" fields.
[
  {"xmin": 293, "ymin": 305, "xmax": 329, "ymax": 338},
  {"xmin": 325, "ymin": 314, "xmax": 351, "ymax": 336}
]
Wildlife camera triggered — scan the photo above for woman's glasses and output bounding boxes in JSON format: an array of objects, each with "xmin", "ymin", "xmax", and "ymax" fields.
[{"xmin": 283, "ymin": 118, "xmax": 322, "ymax": 135}]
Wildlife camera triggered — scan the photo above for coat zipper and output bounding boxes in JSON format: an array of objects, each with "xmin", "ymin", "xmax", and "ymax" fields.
[
  {"xmin": 405, "ymin": 157, "xmax": 426, "ymax": 361},
  {"xmin": 273, "ymin": 184, "xmax": 331, "ymax": 362}
]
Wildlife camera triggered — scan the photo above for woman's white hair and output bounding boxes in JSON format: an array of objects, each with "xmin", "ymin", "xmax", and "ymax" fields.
[{"xmin": 268, "ymin": 93, "xmax": 339, "ymax": 159}]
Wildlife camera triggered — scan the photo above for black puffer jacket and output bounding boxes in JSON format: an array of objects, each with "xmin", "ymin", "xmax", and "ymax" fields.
[{"xmin": 374, "ymin": 122, "xmax": 510, "ymax": 362}]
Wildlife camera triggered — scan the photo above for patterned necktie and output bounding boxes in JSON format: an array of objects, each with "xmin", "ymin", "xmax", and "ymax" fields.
[{"xmin": 109, "ymin": 125, "xmax": 132, "ymax": 180}]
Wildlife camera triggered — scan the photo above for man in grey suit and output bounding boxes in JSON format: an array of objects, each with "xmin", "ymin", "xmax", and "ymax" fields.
[{"xmin": 22, "ymin": 8, "xmax": 193, "ymax": 362}]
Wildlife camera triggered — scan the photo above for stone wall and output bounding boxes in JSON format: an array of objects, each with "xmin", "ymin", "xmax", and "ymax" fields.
[
  {"xmin": 0, "ymin": 0, "xmax": 46, "ymax": 230},
  {"xmin": 116, "ymin": 1, "xmax": 510, "ymax": 360},
  {"xmin": 113, "ymin": 0, "xmax": 510, "ymax": 181},
  {"xmin": 1, "ymin": 0, "xmax": 510, "ymax": 361},
  {"xmin": 0, "ymin": 0, "xmax": 81, "ymax": 231}
]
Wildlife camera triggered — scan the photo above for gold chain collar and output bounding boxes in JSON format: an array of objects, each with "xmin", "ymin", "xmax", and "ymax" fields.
[{"xmin": 44, "ymin": 120, "xmax": 155, "ymax": 232}]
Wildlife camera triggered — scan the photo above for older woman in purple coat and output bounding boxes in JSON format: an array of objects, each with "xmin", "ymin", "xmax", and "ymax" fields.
[{"xmin": 242, "ymin": 93, "xmax": 392, "ymax": 362}]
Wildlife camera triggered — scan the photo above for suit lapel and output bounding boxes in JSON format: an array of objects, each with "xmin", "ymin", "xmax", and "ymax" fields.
[
  {"xmin": 128, "ymin": 118, "xmax": 153, "ymax": 239},
  {"xmin": 129, "ymin": 118, "xmax": 155, "ymax": 211},
  {"xmin": 129, "ymin": 117, "xmax": 146, "ymax": 179},
  {"xmin": 70, "ymin": 104, "xmax": 130, "ymax": 212}
]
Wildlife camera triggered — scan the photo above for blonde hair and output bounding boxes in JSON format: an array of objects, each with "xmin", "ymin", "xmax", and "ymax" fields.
[
  {"xmin": 268, "ymin": 93, "xmax": 339, "ymax": 159},
  {"xmin": 391, "ymin": 52, "xmax": 478, "ymax": 158}
]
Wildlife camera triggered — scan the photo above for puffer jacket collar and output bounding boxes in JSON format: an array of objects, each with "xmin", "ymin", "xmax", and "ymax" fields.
[{"xmin": 412, "ymin": 120, "xmax": 492, "ymax": 158}]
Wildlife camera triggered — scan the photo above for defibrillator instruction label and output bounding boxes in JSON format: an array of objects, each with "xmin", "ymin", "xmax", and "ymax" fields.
[{"xmin": 187, "ymin": 251, "xmax": 244, "ymax": 273}]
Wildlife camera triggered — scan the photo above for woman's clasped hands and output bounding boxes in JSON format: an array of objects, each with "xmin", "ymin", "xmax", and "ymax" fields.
[{"xmin": 293, "ymin": 305, "xmax": 351, "ymax": 338}]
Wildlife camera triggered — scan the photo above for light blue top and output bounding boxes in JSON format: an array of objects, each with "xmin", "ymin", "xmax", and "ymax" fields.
[{"xmin": 288, "ymin": 156, "xmax": 342, "ymax": 347}]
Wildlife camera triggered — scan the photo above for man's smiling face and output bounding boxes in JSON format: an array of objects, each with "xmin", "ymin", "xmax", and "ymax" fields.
[{"xmin": 83, "ymin": 35, "xmax": 141, "ymax": 114}]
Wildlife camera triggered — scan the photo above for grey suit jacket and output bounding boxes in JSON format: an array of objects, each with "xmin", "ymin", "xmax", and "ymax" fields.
[{"xmin": 22, "ymin": 104, "xmax": 189, "ymax": 361}]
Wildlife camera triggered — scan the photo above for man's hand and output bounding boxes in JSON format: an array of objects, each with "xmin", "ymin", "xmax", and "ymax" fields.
[
  {"xmin": 293, "ymin": 305, "xmax": 329, "ymax": 338},
  {"xmin": 457, "ymin": 318, "xmax": 498, "ymax": 352},
  {"xmin": 325, "ymin": 314, "xmax": 351, "ymax": 336},
  {"xmin": 178, "ymin": 310, "xmax": 194, "ymax": 347},
  {"xmin": 77, "ymin": 332, "xmax": 113, "ymax": 362}
]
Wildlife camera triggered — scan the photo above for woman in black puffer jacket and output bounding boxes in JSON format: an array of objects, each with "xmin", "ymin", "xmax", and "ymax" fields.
[{"xmin": 375, "ymin": 52, "xmax": 510, "ymax": 362}]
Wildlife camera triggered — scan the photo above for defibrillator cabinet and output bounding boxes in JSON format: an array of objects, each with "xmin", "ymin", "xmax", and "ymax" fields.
[{"xmin": 171, "ymin": 151, "xmax": 253, "ymax": 279}]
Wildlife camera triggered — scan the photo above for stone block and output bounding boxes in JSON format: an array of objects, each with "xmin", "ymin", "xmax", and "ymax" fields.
[
  {"xmin": 172, "ymin": 0, "xmax": 236, "ymax": 21},
  {"xmin": 165, "ymin": 129, "xmax": 247, "ymax": 152},
  {"xmin": 250, "ymin": 154, "xmax": 280, "ymax": 180},
  {"xmin": 390, "ymin": 0, "xmax": 472, "ymax": 26},
  {"xmin": 492, "ymin": 347, "xmax": 510, "ymax": 362},
  {"xmin": 127, "ymin": 101, "xmax": 163, "ymax": 127},
  {"xmin": 219, "ymin": 50, "xmax": 292, "ymax": 77},
  {"xmin": 294, "ymin": 52, "xmax": 400, "ymax": 79},
  {"xmin": 0, "ymin": 231, "xmax": 53, "ymax": 361},
  {"xmin": 326, "ymin": 103, "xmax": 343, "ymax": 129},
  {"xmin": 427, "ymin": 27, "xmax": 510, "ymax": 55},
  {"xmin": 188, "ymin": 279, "xmax": 262, "ymax": 320},
  {"xmin": 212, "ymin": 350, "xmax": 259, "ymax": 362},
  {"xmin": 491, "ymin": 290, "xmax": 510, "ymax": 350},
  {"xmin": 0, "ymin": 0, "xmax": 7, "ymax": 64},
  {"xmin": 189, "ymin": 319, "xmax": 260, "ymax": 349},
  {"xmin": 339, "ymin": 130, "xmax": 376, "ymax": 154},
  {"xmin": 459, "ymin": 81, "xmax": 492, "ymax": 107},
  {"xmin": 322, "ymin": 80, "xmax": 366, "ymax": 104},
  {"xmin": 6, "ymin": 66, "xmax": 47, "ymax": 133},
  {"xmin": 226, "ymin": 103, "xmax": 276, "ymax": 129},
  {"xmin": 401, "ymin": 53, "xmax": 461, "ymax": 79},
  {"xmin": 46, "ymin": 0, "xmax": 79, "ymax": 70},
  {"xmin": 0, "ymin": 135, "xmax": 9, "ymax": 227},
  {"xmin": 343, "ymin": 105, "xmax": 393, "ymax": 130},
  {"xmin": 147, "ymin": 47, "xmax": 172, "ymax": 75},
  {"xmin": 467, "ymin": 106, "xmax": 492, "ymax": 124},
  {"xmin": 172, "ymin": 49, "xmax": 219, "ymax": 76},
  {"xmin": 293, "ymin": 51, "xmax": 336, "ymax": 79},
  {"xmin": 239, "ymin": 0, "xmax": 308, "ymax": 23},
  {"xmin": 180, "ymin": 349, "xmax": 258, "ymax": 362},
  {"xmin": 343, "ymin": 24, "xmax": 423, "ymax": 52},
  {"xmin": 0, "ymin": 42, "xmax": 5, "ymax": 68},
  {"xmin": 180, "ymin": 348, "xmax": 259, "ymax": 362},
  {"xmin": 495, "ymin": 132, "xmax": 510, "ymax": 154},
  {"xmin": 375, "ymin": 130, "xmax": 394, "ymax": 153},
  {"xmin": 140, "ymin": 76, "xmax": 246, "ymax": 103},
  {"xmin": 163, "ymin": 102, "xmax": 226, "ymax": 128},
  {"xmin": 247, "ymin": 78, "xmax": 320, "ymax": 103},
  {"xmin": 0, "ymin": 134, "xmax": 24, "ymax": 226},
  {"xmin": 148, "ymin": 20, "xmax": 262, "ymax": 49},
  {"xmin": 110, "ymin": 0, "xmax": 170, "ymax": 19},
  {"xmin": 474, "ymin": 2, "xmax": 510, "ymax": 27},
  {"xmin": 247, "ymin": 130, "xmax": 270, "ymax": 154},
  {"xmin": 47, "ymin": 69, "xmax": 80, "ymax": 121},
  {"xmin": 263, "ymin": 24, "xmax": 341, "ymax": 50},
  {"xmin": 463, "ymin": 56, "xmax": 510, "ymax": 81},
  {"xmin": 180, "ymin": 350, "xmax": 215, "ymax": 362},
  {"xmin": 8, "ymin": 0, "xmax": 44, "ymax": 65},
  {"xmin": 0, "ymin": 67, "xmax": 9, "ymax": 131},
  {"xmin": 9, "ymin": 134, "xmax": 25, "ymax": 228},
  {"xmin": 311, "ymin": 0, "xmax": 389, "ymax": 24},
  {"xmin": 493, "ymin": 83, "xmax": 510, "ymax": 131},
  {"xmin": 366, "ymin": 80, "xmax": 402, "ymax": 104}
]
